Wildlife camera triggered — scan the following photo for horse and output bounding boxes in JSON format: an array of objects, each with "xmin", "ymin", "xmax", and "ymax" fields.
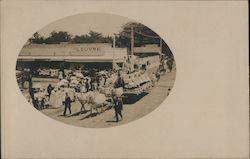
[
  {"xmin": 75, "ymin": 92, "xmax": 87, "ymax": 114},
  {"xmin": 75, "ymin": 92, "xmax": 107, "ymax": 115}
]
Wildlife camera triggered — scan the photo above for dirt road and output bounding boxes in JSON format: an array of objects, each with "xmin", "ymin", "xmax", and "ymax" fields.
[{"xmin": 40, "ymin": 70, "xmax": 176, "ymax": 128}]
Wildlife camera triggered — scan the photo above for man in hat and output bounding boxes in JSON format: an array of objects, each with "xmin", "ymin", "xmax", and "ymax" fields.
[
  {"xmin": 112, "ymin": 70, "xmax": 125, "ymax": 122},
  {"xmin": 47, "ymin": 84, "xmax": 53, "ymax": 99},
  {"xmin": 63, "ymin": 93, "xmax": 72, "ymax": 116}
]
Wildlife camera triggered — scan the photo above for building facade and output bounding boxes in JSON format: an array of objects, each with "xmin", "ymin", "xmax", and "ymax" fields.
[{"xmin": 17, "ymin": 43, "xmax": 128, "ymax": 70}]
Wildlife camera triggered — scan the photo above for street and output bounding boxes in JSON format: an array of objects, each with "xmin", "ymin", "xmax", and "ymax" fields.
[{"xmin": 40, "ymin": 70, "xmax": 176, "ymax": 128}]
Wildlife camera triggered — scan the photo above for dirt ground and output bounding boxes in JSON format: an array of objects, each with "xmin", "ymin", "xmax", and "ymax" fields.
[{"xmin": 32, "ymin": 70, "xmax": 176, "ymax": 128}]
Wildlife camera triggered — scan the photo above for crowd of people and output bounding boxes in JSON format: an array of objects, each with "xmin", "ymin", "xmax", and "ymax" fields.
[
  {"xmin": 24, "ymin": 67, "xmax": 127, "ymax": 122},
  {"xmin": 16, "ymin": 55, "xmax": 175, "ymax": 122}
]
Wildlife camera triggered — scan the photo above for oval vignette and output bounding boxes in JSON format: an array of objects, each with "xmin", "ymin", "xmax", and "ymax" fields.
[{"xmin": 15, "ymin": 13, "xmax": 176, "ymax": 128}]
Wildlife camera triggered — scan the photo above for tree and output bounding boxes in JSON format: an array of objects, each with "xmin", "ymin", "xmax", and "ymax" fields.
[
  {"xmin": 71, "ymin": 30, "xmax": 113, "ymax": 44},
  {"xmin": 28, "ymin": 32, "xmax": 45, "ymax": 44},
  {"xmin": 72, "ymin": 35, "xmax": 90, "ymax": 43},
  {"xmin": 116, "ymin": 22, "xmax": 159, "ymax": 47},
  {"xmin": 44, "ymin": 31, "xmax": 72, "ymax": 44},
  {"xmin": 88, "ymin": 31, "xmax": 102, "ymax": 42},
  {"xmin": 116, "ymin": 22, "xmax": 173, "ymax": 57}
]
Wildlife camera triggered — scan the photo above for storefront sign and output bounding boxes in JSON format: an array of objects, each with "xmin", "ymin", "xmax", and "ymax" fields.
[
  {"xmin": 19, "ymin": 44, "xmax": 114, "ymax": 57},
  {"xmin": 70, "ymin": 46, "xmax": 104, "ymax": 56}
]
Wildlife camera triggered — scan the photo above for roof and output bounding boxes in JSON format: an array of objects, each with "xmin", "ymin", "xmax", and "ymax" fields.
[
  {"xmin": 134, "ymin": 44, "xmax": 161, "ymax": 53},
  {"xmin": 18, "ymin": 43, "xmax": 127, "ymax": 62}
]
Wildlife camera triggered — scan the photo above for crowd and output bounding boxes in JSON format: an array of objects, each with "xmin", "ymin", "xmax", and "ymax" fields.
[
  {"xmin": 16, "ymin": 55, "xmax": 174, "ymax": 122},
  {"xmin": 26, "ymin": 68, "xmax": 127, "ymax": 122}
]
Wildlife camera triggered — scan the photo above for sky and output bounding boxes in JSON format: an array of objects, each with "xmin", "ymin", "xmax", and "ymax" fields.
[{"xmin": 38, "ymin": 13, "xmax": 134, "ymax": 37}]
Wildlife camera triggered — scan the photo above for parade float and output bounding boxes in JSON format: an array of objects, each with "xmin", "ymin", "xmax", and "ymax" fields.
[
  {"xmin": 123, "ymin": 70, "xmax": 153, "ymax": 95},
  {"xmin": 121, "ymin": 54, "xmax": 161, "ymax": 95}
]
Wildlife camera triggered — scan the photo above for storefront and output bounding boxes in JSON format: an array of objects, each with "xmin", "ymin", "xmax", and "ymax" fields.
[
  {"xmin": 17, "ymin": 43, "xmax": 128, "ymax": 70},
  {"xmin": 133, "ymin": 44, "xmax": 162, "ymax": 74}
]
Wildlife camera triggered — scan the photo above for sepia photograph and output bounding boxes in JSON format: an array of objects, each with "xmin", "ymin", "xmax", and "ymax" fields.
[
  {"xmin": 16, "ymin": 13, "xmax": 176, "ymax": 128},
  {"xmin": 1, "ymin": 1, "xmax": 248, "ymax": 158}
]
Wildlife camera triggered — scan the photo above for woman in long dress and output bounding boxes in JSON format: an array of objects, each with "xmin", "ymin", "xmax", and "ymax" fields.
[
  {"xmin": 60, "ymin": 88, "xmax": 66, "ymax": 106},
  {"xmin": 49, "ymin": 89, "xmax": 56, "ymax": 107},
  {"xmin": 54, "ymin": 88, "xmax": 62, "ymax": 108},
  {"xmin": 58, "ymin": 71, "xmax": 63, "ymax": 80}
]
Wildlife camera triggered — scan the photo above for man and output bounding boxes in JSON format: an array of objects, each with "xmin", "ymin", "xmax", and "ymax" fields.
[
  {"xmin": 28, "ymin": 73, "xmax": 32, "ymax": 84},
  {"xmin": 47, "ymin": 84, "xmax": 53, "ymax": 99},
  {"xmin": 86, "ymin": 76, "xmax": 91, "ymax": 91},
  {"xmin": 156, "ymin": 70, "xmax": 161, "ymax": 81},
  {"xmin": 112, "ymin": 95, "xmax": 123, "ymax": 122},
  {"xmin": 33, "ymin": 97, "xmax": 39, "ymax": 110},
  {"xmin": 167, "ymin": 57, "xmax": 173, "ymax": 72},
  {"xmin": 29, "ymin": 85, "xmax": 34, "ymax": 102},
  {"xmin": 112, "ymin": 70, "xmax": 125, "ymax": 122},
  {"xmin": 63, "ymin": 93, "xmax": 72, "ymax": 116}
]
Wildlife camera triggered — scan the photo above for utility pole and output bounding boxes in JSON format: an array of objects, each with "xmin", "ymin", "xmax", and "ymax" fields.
[
  {"xmin": 112, "ymin": 34, "xmax": 116, "ymax": 69},
  {"xmin": 159, "ymin": 37, "xmax": 163, "ymax": 53},
  {"xmin": 131, "ymin": 26, "xmax": 134, "ymax": 55},
  {"xmin": 113, "ymin": 34, "xmax": 116, "ymax": 48}
]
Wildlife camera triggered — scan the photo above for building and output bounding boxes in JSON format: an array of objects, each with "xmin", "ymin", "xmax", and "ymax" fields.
[
  {"xmin": 134, "ymin": 44, "xmax": 162, "ymax": 57},
  {"xmin": 133, "ymin": 44, "xmax": 163, "ymax": 73},
  {"xmin": 17, "ymin": 43, "xmax": 128, "ymax": 70}
]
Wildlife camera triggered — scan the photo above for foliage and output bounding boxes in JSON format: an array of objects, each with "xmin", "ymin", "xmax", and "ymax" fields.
[
  {"xmin": 44, "ymin": 31, "xmax": 72, "ymax": 44},
  {"xmin": 71, "ymin": 31, "xmax": 113, "ymax": 43},
  {"xmin": 116, "ymin": 22, "xmax": 173, "ymax": 57},
  {"xmin": 116, "ymin": 22, "xmax": 159, "ymax": 48},
  {"xmin": 28, "ymin": 22, "xmax": 173, "ymax": 57},
  {"xmin": 28, "ymin": 32, "xmax": 45, "ymax": 44}
]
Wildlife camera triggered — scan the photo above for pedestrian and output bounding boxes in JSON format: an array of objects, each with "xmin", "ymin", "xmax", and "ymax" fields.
[
  {"xmin": 40, "ymin": 98, "xmax": 45, "ymax": 109},
  {"xmin": 156, "ymin": 70, "xmax": 160, "ymax": 81},
  {"xmin": 113, "ymin": 95, "xmax": 123, "ymax": 122},
  {"xmin": 33, "ymin": 97, "xmax": 39, "ymax": 110},
  {"xmin": 112, "ymin": 70, "xmax": 125, "ymax": 122},
  {"xmin": 63, "ymin": 93, "xmax": 72, "ymax": 116},
  {"xmin": 167, "ymin": 88, "xmax": 171, "ymax": 96},
  {"xmin": 29, "ymin": 86, "xmax": 34, "ymax": 102},
  {"xmin": 28, "ymin": 73, "xmax": 32, "ymax": 86},
  {"xmin": 85, "ymin": 78, "xmax": 90, "ymax": 92},
  {"xmin": 21, "ymin": 74, "xmax": 25, "ymax": 89},
  {"xmin": 49, "ymin": 89, "xmax": 56, "ymax": 107},
  {"xmin": 47, "ymin": 84, "xmax": 53, "ymax": 99},
  {"xmin": 54, "ymin": 88, "xmax": 62, "ymax": 108},
  {"xmin": 167, "ymin": 58, "xmax": 173, "ymax": 72},
  {"xmin": 58, "ymin": 71, "xmax": 63, "ymax": 80}
]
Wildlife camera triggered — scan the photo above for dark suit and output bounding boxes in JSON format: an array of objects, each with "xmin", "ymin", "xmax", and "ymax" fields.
[
  {"xmin": 113, "ymin": 76, "xmax": 124, "ymax": 122},
  {"xmin": 63, "ymin": 96, "xmax": 72, "ymax": 116},
  {"xmin": 47, "ymin": 85, "xmax": 53, "ymax": 98},
  {"xmin": 114, "ymin": 98, "xmax": 123, "ymax": 122}
]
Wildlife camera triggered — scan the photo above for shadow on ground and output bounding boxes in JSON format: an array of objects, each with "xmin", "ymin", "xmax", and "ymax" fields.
[{"xmin": 123, "ymin": 92, "xmax": 149, "ymax": 104}]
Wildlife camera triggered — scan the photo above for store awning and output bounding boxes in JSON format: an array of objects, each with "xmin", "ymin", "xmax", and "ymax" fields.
[{"xmin": 18, "ymin": 56, "xmax": 125, "ymax": 63}]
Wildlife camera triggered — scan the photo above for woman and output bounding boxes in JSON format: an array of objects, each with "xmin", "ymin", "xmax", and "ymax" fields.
[
  {"xmin": 49, "ymin": 89, "xmax": 56, "ymax": 107},
  {"xmin": 99, "ymin": 76, "xmax": 105, "ymax": 88},
  {"xmin": 54, "ymin": 88, "xmax": 62, "ymax": 108},
  {"xmin": 58, "ymin": 71, "xmax": 63, "ymax": 80}
]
